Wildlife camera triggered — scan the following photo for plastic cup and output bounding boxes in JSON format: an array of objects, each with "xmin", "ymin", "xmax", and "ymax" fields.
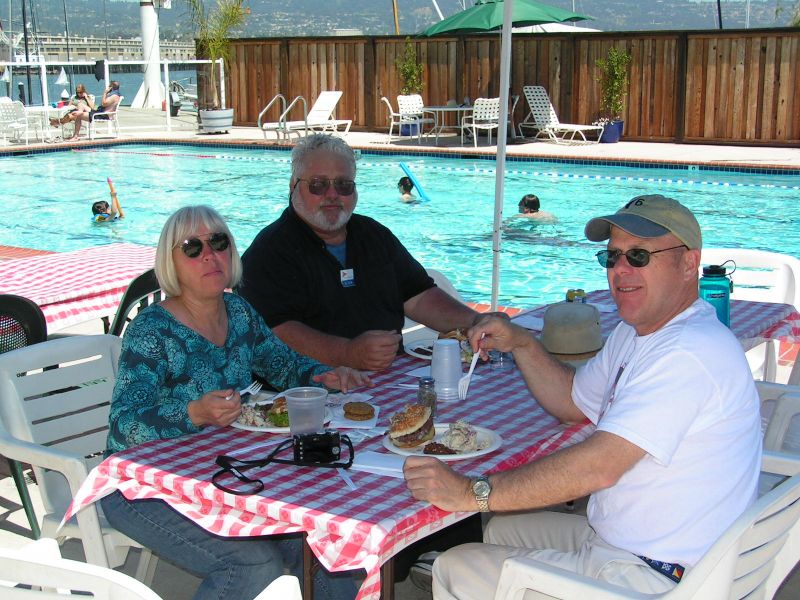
[
  {"xmin": 489, "ymin": 350, "xmax": 515, "ymax": 371},
  {"xmin": 283, "ymin": 387, "xmax": 328, "ymax": 434},
  {"xmin": 431, "ymin": 339, "xmax": 462, "ymax": 402}
]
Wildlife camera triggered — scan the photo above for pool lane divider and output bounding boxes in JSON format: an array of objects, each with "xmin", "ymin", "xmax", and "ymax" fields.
[{"xmin": 399, "ymin": 162, "xmax": 431, "ymax": 201}]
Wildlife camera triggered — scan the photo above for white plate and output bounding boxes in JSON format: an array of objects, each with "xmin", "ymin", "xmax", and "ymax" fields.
[
  {"xmin": 404, "ymin": 342, "xmax": 435, "ymax": 361},
  {"xmin": 232, "ymin": 394, "xmax": 332, "ymax": 433},
  {"xmin": 382, "ymin": 423, "xmax": 502, "ymax": 461}
]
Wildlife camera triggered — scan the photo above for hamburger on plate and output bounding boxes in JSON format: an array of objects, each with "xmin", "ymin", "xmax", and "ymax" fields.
[{"xmin": 388, "ymin": 404, "xmax": 434, "ymax": 448}]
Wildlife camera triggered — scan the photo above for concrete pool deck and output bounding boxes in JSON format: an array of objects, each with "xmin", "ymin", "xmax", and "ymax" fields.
[{"xmin": 4, "ymin": 107, "xmax": 800, "ymax": 170}]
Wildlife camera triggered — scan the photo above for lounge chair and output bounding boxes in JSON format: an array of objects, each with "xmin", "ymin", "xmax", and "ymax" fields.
[
  {"xmin": 258, "ymin": 91, "xmax": 351, "ymax": 141},
  {"xmin": 518, "ymin": 85, "xmax": 603, "ymax": 144}
]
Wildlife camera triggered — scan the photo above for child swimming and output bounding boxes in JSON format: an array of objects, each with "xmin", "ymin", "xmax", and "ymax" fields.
[{"xmin": 92, "ymin": 177, "xmax": 125, "ymax": 222}]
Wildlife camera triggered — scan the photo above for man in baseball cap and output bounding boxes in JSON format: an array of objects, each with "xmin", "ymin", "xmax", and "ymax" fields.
[
  {"xmin": 404, "ymin": 193, "xmax": 760, "ymax": 600},
  {"xmin": 584, "ymin": 194, "xmax": 702, "ymax": 250}
]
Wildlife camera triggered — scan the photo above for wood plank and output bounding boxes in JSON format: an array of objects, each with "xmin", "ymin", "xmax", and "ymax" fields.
[
  {"xmin": 775, "ymin": 36, "xmax": 792, "ymax": 140},
  {"xmin": 762, "ymin": 37, "xmax": 777, "ymax": 139},
  {"xmin": 731, "ymin": 38, "xmax": 745, "ymax": 138}
]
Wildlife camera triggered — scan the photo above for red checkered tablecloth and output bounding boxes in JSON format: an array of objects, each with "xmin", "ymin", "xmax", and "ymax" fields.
[
  {"xmin": 515, "ymin": 290, "xmax": 800, "ymax": 347},
  {"xmin": 63, "ymin": 355, "xmax": 593, "ymax": 600},
  {"xmin": 0, "ymin": 243, "xmax": 156, "ymax": 331}
]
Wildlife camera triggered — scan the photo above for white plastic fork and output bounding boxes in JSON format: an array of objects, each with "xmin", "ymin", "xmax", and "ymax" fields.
[
  {"xmin": 228, "ymin": 381, "xmax": 262, "ymax": 400},
  {"xmin": 458, "ymin": 334, "xmax": 484, "ymax": 400}
]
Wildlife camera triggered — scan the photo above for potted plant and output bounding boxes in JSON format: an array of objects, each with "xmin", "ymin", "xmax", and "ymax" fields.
[
  {"xmin": 186, "ymin": 0, "xmax": 247, "ymax": 133},
  {"xmin": 595, "ymin": 46, "xmax": 632, "ymax": 143},
  {"xmin": 395, "ymin": 37, "xmax": 424, "ymax": 136}
]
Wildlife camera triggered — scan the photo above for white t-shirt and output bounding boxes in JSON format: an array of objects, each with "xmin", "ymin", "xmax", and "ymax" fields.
[{"xmin": 572, "ymin": 299, "xmax": 761, "ymax": 566}]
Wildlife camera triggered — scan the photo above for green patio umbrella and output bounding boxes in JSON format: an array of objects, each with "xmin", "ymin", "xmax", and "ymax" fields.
[
  {"xmin": 420, "ymin": 0, "xmax": 591, "ymax": 310},
  {"xmin": 420, "ymin": 0, "xmax": 590, "ymax": 37}
]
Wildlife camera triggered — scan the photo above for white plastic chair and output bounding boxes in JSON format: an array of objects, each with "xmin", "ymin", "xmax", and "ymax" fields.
[
  {"xmin": 397, "ymin": 94, "xmax": 435, "ymax": 143},
  {"xmin": 0, "ymin": 538, "xmax": 302, "ymax": 600},
  {"xmin": 492, "ymin": 452, "xmax": 800, "ymax": 600},
  {"xmin": 89, "ymin": 95, "xmax": 123, "ymax": 140},
  {"xmin": 517, "ymin": 85, "xmax": 603, "ymax": 144},
  {"xmin": 0, "ymin": 334, "xmax": 156, "ymax": 583},
  {"xmin": 381, "ymin": 96, "xmax": 404, "ymax": 141},
  {"xmin": 0, "ymin": 100, "xmax": 30, "ymax": 144},
  {"xmin": 460, "ymin": 97, "xmax": 501, "ymax": 147},
  {"xmin": 701, "ymin": 248, "xmax": 800, "ymax": 383},
  {"xmin": 758, "ymin": 381, "xmax": 800, "ymax": 455}
]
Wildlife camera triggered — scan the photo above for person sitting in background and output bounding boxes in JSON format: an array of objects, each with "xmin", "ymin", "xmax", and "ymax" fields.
[
  {"xmin": 101, "ymin": 205, "xmax": 368, "ymax": 600},
  {"xmin": 404, "ymin": 195, "xmax": 761, "ymax": 599},
  {"xmin": 92, "ymin": 177, "xmax": 125, "ymax": 223},
  {"xmin": 516, "ymin": 193, "xmax": 556, "ymax": 223},
  {"xmin": 240, "ymin": 133, "xmax": 482, "ymax": 372},
  {"xmin": 398, "ymin": 176, "xmax": 416, "ymax": 203},
  {"xmin": 51, "ymin": 81, "xmax": 121, "ymax": 141}
]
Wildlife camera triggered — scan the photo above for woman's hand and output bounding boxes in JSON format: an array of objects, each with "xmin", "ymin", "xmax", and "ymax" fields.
[
  {"xmin": 313, "ymin": 367, "xmax": 373, "ymax": 393},
  {"xmin": 187, "ymin": 389, "xmax": 242, "ymax": 428}
]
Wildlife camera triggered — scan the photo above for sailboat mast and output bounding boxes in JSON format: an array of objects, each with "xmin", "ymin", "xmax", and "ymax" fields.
[
  {"xmin": 20, "ymin": 0, "xmax": 32, "ymax": 103},
  {"xmin": 62, "ymin": 0, "xmax": 73, "ymax": 93}
]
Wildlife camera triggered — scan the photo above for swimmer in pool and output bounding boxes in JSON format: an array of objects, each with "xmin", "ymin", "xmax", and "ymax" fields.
[
  {"xmin": 516, "ymin": 193, "xmax": 556, "ymax": 223},
  {"xmin": 398, "ymin": 176, "xmax": 417, "ymax": 203},
  {"xmin": 92, "ymin": 178, "xmax": 125, "ymax": 222}
]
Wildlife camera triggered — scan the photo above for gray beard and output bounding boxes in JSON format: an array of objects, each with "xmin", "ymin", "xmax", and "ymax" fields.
[{"xmin": 293, "ymin": 199, "xmax": 354, "ymax": 233}]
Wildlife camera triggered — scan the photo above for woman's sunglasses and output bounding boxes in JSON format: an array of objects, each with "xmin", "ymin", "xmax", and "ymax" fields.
[
  {"xmin": 596, "ymin": 244, "xmax": 687, "ymax": 269},
  {"xmin": 295, "ymin": 177, "xmax": 356, "ymax": 196},
  {"xmin": 179, "ymin": 232, "xmax": 231, "ymax": 258}
]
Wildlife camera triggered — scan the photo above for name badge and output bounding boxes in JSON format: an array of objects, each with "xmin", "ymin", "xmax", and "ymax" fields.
[{"xmin": 340, "ymin": 268, "xmax": 355, "ymax": 288}]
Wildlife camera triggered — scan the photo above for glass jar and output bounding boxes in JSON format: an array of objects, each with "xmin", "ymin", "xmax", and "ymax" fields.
[{"xmin": 417, "ymin": 376, "xmax": 437, "ymax": 419}]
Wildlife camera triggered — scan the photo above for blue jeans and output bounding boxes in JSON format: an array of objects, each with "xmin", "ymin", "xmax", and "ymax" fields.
[{"xmin": 101, "ymin": 491, "xmax": 358, "ymax": 600}]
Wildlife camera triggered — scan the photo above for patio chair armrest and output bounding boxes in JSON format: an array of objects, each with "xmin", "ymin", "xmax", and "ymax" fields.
[
  {"xmin": 762, "ymin": 450, "xmax": 800, "ymax": 477},
  {"xmin": 0, "ymin": 425, "xmax": 90, "ymax": 486},
  {"xmin": 493, "ymin": 556, "xmax": 648, "ymax": 600}
]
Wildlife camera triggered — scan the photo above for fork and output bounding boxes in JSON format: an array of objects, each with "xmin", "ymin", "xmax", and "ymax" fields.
[
  {"xmin": 458, "ymin": 334, "xmax": 484, "ymax": 400},
  {"xmin": 228, "ymin": 381, "xmax": 262, "ymax": 400}
]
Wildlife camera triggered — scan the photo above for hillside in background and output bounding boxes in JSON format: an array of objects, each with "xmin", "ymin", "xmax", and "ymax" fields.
[{"xmin": 3, "ymin": 0, "xmax": 797, "ymax": 42}]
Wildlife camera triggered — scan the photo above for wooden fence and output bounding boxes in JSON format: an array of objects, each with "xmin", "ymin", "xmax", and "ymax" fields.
[{"xmin": 221, "ymin": 28, "xmax": 800, "ymax": 146}]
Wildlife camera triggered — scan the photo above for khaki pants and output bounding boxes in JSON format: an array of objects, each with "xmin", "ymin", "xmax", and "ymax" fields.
[{"xmin": 432, "ymin": 511, "xmax": 677, "ymax": 600}]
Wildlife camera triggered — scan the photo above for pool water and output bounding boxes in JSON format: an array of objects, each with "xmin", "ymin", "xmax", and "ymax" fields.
[{"xmin": 2, "ymin": 144, "xmax": 798, "ymax": 308}]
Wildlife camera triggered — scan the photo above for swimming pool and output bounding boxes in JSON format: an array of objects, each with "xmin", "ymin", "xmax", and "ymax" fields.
[{"xmin": 2, "ymin": 143, "xmax": 798, "ymax": 308}]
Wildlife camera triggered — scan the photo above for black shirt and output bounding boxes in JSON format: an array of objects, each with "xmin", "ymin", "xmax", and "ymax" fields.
[{"xmin": 240, "ymin": 205, "xmax": 434, "ymax": 339}]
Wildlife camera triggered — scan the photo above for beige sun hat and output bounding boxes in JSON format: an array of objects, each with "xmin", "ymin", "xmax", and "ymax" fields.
[{"xmin": 540, "ymin": 303, "xmax": 603, "ymax": 359}]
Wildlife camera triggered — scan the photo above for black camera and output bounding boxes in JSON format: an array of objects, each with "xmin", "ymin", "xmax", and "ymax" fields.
[{"xmin": 293, "ymin": 430, "xmax": 341, "ymax": 464}]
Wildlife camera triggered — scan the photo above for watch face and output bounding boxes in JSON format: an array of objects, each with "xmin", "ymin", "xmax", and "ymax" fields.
[{"xmin": 473, "ymin": 479, "xmax": 491, "ymax": 497}]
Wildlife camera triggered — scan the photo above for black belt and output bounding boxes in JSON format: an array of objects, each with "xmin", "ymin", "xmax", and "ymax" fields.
[{"xmin": 637, "ymin": 555, "xmax": 685, "ymax": 583}]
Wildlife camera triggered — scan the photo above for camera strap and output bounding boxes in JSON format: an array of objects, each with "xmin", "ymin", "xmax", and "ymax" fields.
[{"xmin": 212, "ymin": 435, "xmax": 354, "ymax": 496}]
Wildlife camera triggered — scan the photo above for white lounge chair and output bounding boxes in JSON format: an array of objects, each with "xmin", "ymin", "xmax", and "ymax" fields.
[
  {"xmin": 258, "ymin": 91, "xmax": 351, "ymax": 141},
  {"xmin": 701, "ymin": 249, "xmax": 800, "ymax": 384},
  {"xmin": 493, "ymin": 451, "xmax": 800, "ymax": 600},
  {"xmin": 518, "ymin": 85, "xmax": 603, "ymax": 144},
  {"xmin": 461, "ymin": 97, "xmax": 501, "ymax": 147}
]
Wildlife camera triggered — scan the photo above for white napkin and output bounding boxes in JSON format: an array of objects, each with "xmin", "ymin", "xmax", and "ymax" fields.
[
  {"xmin": 404, "ymin": 364, "xmax": 482, "ymax": 382},
  {"xmin": 350, "ymin": 450, "xmax": 406, "ymax": 478},
  {"xmin": 512, "ymin": 314, "xmax": 544, "ymax": 331}
]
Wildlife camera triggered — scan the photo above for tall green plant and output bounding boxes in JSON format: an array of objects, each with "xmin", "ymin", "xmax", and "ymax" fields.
[
  {"xmin": 395, "ymin": 38, "xmax": 423, "ymax": 95},
  {"xmin": 596, "ymin": 46, "xmax": 632, "ymax": 121},
  {"xmin": 186, "ymin": 0, "xmax": 247, "ymax": 110}
]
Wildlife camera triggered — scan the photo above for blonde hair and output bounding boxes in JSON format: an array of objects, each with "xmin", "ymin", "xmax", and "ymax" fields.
[{"xmin": 154, "ymin": 205, "xmax": 242, "ymax": 297}]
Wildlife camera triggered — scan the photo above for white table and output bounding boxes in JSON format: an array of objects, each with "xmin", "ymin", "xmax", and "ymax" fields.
[
  {"xmin": 23, "ymin": 105, "xmax": 72, "ymax": 142},
  {"xmin": 425, "ymin": 105, "xmax": 473, "ymax": 144}
]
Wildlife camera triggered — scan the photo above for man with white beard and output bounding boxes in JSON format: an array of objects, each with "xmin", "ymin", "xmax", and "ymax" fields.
[{"xmin": 240, "ymin": 134, "xmax": 479, "ymax": 372}]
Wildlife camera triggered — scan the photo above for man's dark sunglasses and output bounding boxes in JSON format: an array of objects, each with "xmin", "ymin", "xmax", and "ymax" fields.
[
  {"xmin": 295, "ymin": 177, "xmax": 356, "ymax": 196},
  {"xmin": 179, "ymin": 232, "xmax": 231, "ymax": 258},
  {"xmin": 596, "ymin": 244, "xmax": 687, "ymax": 269}
]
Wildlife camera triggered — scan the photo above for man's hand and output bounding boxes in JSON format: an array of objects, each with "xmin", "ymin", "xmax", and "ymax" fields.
[
  {"xmin": 313, "ymin": 367, "xmax": 373, "ymax": 393},
  {"xmin": 188, "ymin": 390, "xmax": 242, "ymax": 428},
  {"xmin": 345, "ymin": 330, "xmax": 402, "ymax": 371},
  {"xmin": 468, "ymin": 314, "xmax": 530, "ymax": 356},
  {"xmin": 403, "ymin": 456, "xmax": 476, "ymax": 512}
]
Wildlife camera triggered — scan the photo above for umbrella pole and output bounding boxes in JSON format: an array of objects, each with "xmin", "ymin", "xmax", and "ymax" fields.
[{"xmin": 490, "ymin": 0, "xmax": 514, "ymax": 312}]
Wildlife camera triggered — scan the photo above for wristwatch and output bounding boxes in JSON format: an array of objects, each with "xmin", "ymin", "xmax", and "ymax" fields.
[{"xmin": 471, "ymin": 475, "xmax": 492, "ymax": 512}]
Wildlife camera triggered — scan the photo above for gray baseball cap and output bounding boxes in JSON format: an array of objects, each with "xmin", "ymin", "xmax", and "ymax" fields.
[{"xmin": 584, "ymin": 195, "xmax": 702, "ymax": 250}]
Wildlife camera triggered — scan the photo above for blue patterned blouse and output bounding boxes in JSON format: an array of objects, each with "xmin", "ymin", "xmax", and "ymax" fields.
[{"xmin": 107, "ymin": 292, "xmax": 329, "ymax": 454}]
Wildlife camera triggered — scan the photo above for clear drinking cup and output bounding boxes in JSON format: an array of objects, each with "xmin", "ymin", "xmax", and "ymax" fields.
[
  {"xmin": 283, "ymin": 387, "xmax": 328, "ymax": 434},
  {"xmin": 431, "ymin": 339, "xmax": 462, "ymax": 402}
]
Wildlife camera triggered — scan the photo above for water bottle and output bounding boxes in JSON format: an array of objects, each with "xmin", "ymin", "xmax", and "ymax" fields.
[{"xmin": 699, "ymin": 263, "xmax": 734, "ymax": 327}]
